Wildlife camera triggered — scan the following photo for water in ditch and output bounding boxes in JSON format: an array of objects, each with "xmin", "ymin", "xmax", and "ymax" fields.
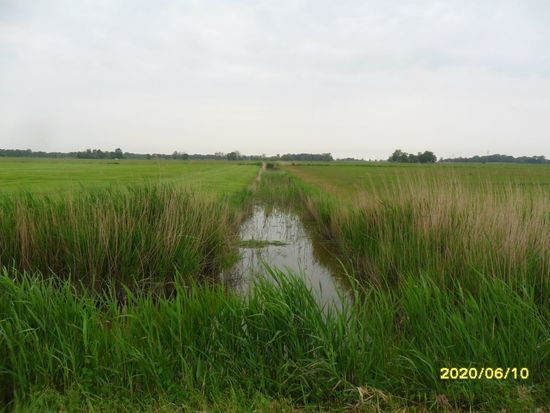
[{"xmin": 222, "ymin": 204, "xmax": 350, "ymax": 306}]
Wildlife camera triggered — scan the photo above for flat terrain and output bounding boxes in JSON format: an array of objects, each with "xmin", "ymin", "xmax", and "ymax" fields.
[
  {"xmin": 285, "ymin": 162, "xmax": 550, "ymax": 199},
  {"xmin": 0, "ymin": 158, "xmax": 259, "ymax": 195},
  {"xmin": 0, "ymin": 159, "xmax": 547, "ymax": 411}
]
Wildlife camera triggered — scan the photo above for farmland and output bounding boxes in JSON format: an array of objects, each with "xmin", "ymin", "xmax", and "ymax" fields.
[
  {"xmin": 0, "ymin": 158, "xmax": 259, "ymax": 195},
  {"xmin": 285, "ymin": 162, "xmax": 550, "ymax": 200},
  {"xmin": 281, "ymin": 163, "xmax": 549, "ymax": 288},
  {"xmin": 0, "ymin": 159, "xmax": 548, "ymax": 411}
]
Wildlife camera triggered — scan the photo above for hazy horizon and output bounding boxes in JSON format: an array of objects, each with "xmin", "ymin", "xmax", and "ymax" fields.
[
  {"xmin": 1, "ymin": 0, "xmax": 549, "ymax": 159},
  {"xmin": 2, "ymin": 146, "xmax": 550, "ymax": 162}
]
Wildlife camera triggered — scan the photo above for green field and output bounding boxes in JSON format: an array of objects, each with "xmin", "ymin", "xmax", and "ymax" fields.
[
  {"xmin": 0, "ymin": 159, "xmax": 548, "ymax": 412},
  {"xmin": 281, "ymin": 162, "xmax": 549, "ymax": 291},
  {"xmin": 286, "ymin": 162, "xmax": 550, "ymax": 199},
  {"xmin": 0, "ymin": 159, "xmax": 259, "ymax": 291},
  {"xmin": 0, "ymin": 158, "xmax": 259, "ymax": 195},
  {"xmin": 261, "ymin": 163, "xmax": 549, "ymax": 410}
]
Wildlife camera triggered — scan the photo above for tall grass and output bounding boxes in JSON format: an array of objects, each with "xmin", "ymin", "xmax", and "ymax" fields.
[
  {"xmin": 260, "ymin": 172, "xmax": 549, "ymax": 305},
  {"xmin": 0, "ymin": 184, "xmax": 248, "ymax": 290},
  {"xmin": 0, "ymin": 269, "xmax": 547, "ymax": 411},
  {"xmin": 253, "ymin": 171, "xmax": 549, "ymax": 410},
  {"xmin": 0, "ymin": 169, "xmax": 547, "ymax": 411}
]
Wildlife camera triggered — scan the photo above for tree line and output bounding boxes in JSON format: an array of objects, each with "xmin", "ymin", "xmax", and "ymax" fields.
[
  {"xmin": 76, "ymin": 148, "xmax": 124, "ymax": 159},
  {"xmin": 388, "ymin": 149, "xmax": 437, "ymax": 163},
  {"xmin": 0, "ymin": 149, "xmax": 76, "ymax": 158},
  {"xmin": 3, "ymin": 147, "xmax": 547, "ymax": 164},
  {"xmin": 441, "ymin": 154, "xmax": 549, "ymax": 164},
  {"xmin": 159, "ymin": 151, "xmax": 334, "ymax": 161},
  {"xmin": 0, "ymin": 148, "xmax": 333, "ymax": 162}
]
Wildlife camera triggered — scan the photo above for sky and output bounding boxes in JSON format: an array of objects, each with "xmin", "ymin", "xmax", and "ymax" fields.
[{"xmin": 1, "ymin": 0, "xmax": 549, "ymax": 159}]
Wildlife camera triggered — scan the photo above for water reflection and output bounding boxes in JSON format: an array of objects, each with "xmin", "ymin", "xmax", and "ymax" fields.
[{"xmin": 223, "ymin": 205, "xmax": 349, "ymax": 306}]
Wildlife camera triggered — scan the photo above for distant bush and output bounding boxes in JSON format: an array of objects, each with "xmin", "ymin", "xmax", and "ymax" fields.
[{"xmin": 388, "ymin": 149, "xmax": 436, "ymax": 163}]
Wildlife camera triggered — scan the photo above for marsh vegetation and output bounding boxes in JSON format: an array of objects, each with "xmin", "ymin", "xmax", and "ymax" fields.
[{"xmin": 0, "ymin": 159, "xmax": 548, "ymax": 411}]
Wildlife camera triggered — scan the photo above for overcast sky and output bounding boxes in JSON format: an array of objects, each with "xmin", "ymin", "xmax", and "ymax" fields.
[{"xmin": 1, "ymin": 0, "xmax": 549, "ymax": 159}]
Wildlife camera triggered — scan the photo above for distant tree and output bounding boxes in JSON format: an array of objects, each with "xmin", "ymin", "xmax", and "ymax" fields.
[
  {"xmin": 227, "ymin": 151, "xmax": 239, "ymax": 161},
  {"xmin": 418, "ymin": 151, "xmax": 436, "ymax": 163},
  {"xmin": 388, "ymin": 149, "xmax": 437, "ymax": 163},
  {"xmin": 389, "ymin": 149, "xmax": 409, "ymax": 162},
  {"xmin": 113, "ymin": 148, "xmax": 124, "ymax": 159},
  {"xmin": 408, "ymin": 153, "xmax": 419, "ymax": 163},
  {"xmin": 171, "ymin": 151, "xmax": 189, "ymax": 160},
  {"xmin": 77, "ymin": 149, "xmax": 90, "ymax": 159}
]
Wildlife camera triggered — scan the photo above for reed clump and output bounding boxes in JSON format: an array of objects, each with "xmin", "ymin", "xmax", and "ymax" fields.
[
  {"xmin": 0, "ymin": 184, "xmax": 243, "ymax": 290},
  {"xmin": 252, "ymin": 172, "xmax": 550, "ymax": 410},
  {"xmin": 262, "ymin": 172, "xmax": 549, "ymax": 302}
]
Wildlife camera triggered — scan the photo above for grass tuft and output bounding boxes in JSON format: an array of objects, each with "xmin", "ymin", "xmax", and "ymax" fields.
[{"xmin": 0, "ymin": 183, "xmax": 250, "ymax": 291}]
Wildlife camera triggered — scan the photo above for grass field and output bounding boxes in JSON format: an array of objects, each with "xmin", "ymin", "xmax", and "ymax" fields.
[
  {"xmin": 258, "ymin": 164, "xmax": 549, "ymax": 410},
  {"xmin": 281, "ymin": 162, "xmax": 549, "ymax": 289},
  {"xmin": 279, "ymin": 162, "xmax": 549, "ymax": 295},
  {"xmin": 0, "ymin": 159, "xmax": 259, "ymax": 291},
  {"xmin": 0, "ymin": 159, "xmax": 548, "ymax": 411},
  {"xmin": 285, "ymin": 162, "xmax": 550, "ymax": 200},
  {"xmin": 0, "ymin": 158, "xmax": 259, "ymax": 195}
]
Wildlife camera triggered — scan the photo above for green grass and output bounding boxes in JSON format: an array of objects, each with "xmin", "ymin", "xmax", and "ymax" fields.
[
  {"xmin": 0, "ymin": 160, "xmax": 548, "ymax": 411},
  {"xmin": 253, "ymin": 168, "xmax": 549, "ymax": 410},
  {"xmin": 285, "ymin": 163, "xmax": 550, "ymax": 201},
  {"xmin": 0, "ymin": 184, "xmax": 252, "ymax": 290},
  {"xmin": 0, "ymin": 269, "xmax": 547, "ymax": 412},
  {"xmin": 0, "ymin": 158, "xmax": 258, "ymax": 195},
  {"xmin": 0, "ymin": 159, "xmax": 259, "ymax": 290},
  {"xmin": 278, "ymin": 165, "xmax": 549, "ymax": 294}
]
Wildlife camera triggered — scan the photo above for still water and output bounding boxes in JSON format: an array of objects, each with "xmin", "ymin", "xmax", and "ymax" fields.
[{"xmin": 222, "ymin": 205, "xmax": 349, "ymax": 306}]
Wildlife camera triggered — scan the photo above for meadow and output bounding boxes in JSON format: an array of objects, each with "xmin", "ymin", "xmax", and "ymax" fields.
[
  {"xmin": 259, "ymin": 163, "xmax": 549, "ymax": 410},
  {"xmin": 0, "ymin": 158, "xmax": 258, "ymax": 195},
  {"xmin": 285, "ymin": 162, "xmax": 550, "ymax": 200},
  {"xmin": 282, "ymin": 163, "xmax": 549, "ymax": 290},
  {"xmin": 0, "ymin": 159, "xmax": 548, "ymax": 411},
  {"xmin": 0, "ymin": 159, "xmax": 259, "ymax": 292}
]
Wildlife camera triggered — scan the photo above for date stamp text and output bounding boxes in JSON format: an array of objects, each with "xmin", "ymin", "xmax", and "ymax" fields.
[{"xmin": 440, "ymin": 367, "xmax": 529, "ymax": 380}]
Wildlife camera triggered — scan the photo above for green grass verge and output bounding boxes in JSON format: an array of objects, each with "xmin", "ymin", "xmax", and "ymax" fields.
[{"xmin": 0, "ymin": 269, "xmax": 547, "ymax": 412}]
